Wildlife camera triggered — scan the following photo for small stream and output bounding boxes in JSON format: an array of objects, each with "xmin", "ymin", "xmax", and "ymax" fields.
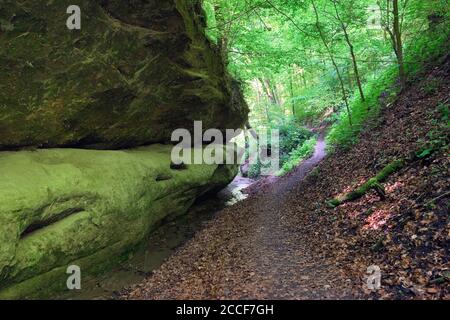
[{"xmin": 57, "ymin": 175, "xmax": 254, "ymax": 300}]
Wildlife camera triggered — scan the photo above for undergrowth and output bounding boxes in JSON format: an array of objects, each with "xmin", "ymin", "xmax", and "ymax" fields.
[{"xmin": 277, "ymin": 136, "xmax": 317, "ymax": 176}]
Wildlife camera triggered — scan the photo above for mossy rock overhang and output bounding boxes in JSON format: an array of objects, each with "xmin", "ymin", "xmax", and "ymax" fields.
[
  {"xmin": 0, "ymin": 0, "xmax": 248, "ymax": 150},
  {"xmin": 0, "ymin": 144, "xmax": 238, "ymax": 299}
]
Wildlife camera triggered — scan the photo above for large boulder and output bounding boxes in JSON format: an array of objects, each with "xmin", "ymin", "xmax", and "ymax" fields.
[
  {"xmin": 0, "ymin": 0, "xmax": 248, "ymax": 149},
  {"xmin": 0, "ymin": 145, "xmax": 238, "ymax": 299}
]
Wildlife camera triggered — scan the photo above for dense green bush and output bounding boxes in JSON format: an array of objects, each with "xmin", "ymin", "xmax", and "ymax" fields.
[
  {"xmin": 248, "ymin": 161, "xmax": 262, "ymax": 179},
  {"xmin": 277, "ymin": 136, "xmax": 318, "ymax": 176},
  {"xmin": 278, "ymin": 120, "xmax": 313, "ymax": 164}
]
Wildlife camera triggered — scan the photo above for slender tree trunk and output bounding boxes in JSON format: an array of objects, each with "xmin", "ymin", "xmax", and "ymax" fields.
[
  {"xmin": 261, "ymin": 79, "xmax": 274, "ymax": 105},
  {"xmin": 377, "ymin": 0, "xmax": 406, "ymax": 89},
  {"xmin": 269, "ymin": 79, "xmax": 281, "ymax": 106},
  {"xmin": 289, "ymin": 67, "xmax": 296, "ymax": 117},
  {"xmin": 266, "ymin": 79, "xmax": 281, "ymax": 106},
  {"xmin": 393, "ymin": 0, "xmax": 406, "ymax": 89},
  {"xmin": 348, "ymin": 40, "xmax": 365, "ymax": 101},
  {"xmin": 259, "ymin": 79, "xmax": 272, "ymax": 124},
  {"xmin": 332, "ymin": 0, "xmax": 365, "ymax": 103},
  {"xmin": 301, "ymin": 71, "xmax": 307, "ymax": 87},
  {"xmin": 312, "ymin": 0, "xmax": 352, "ymax": 127}
]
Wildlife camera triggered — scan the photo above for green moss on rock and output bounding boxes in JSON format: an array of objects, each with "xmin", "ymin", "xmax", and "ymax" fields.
[
  {"xmin": 0, "ymin": 0, "xmax": 248, "ymax": 149},
  {"xmin": 0, "ymin": 145, "xmax": 237, "ymax": 299},
  {"xmin": 327, "ymin": 160, "xmax": 405, "ymax": 208}
]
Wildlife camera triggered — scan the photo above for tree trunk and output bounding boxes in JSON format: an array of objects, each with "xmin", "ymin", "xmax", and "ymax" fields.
[
  {"xmin": 261, "ymin": 78, "xmax": 277, "ymax": 105},
  {"xmin": 259, "ymin": 79, "xmax": 272, "ymax": 124},
  {"xmin": 377, "ymin": 0, "xmax": 406, "ymax": 89},
  {"xmin": 332, "ymin": 0, "xmax": 365, "ymax": 103},
  {"xmin": 289, "ymin": 67, "xmax": 296, "ymax": 117},
  {"xmin": 266, "ymin": 79, "xmax": 281, "ymax": 106},
  {"xmin": 393, "ymin": 0, "xmax": 406, "ymax": 89},
  {"xmin": 312, "ymin": 0, "xmax": 352, "ymax": 127}
]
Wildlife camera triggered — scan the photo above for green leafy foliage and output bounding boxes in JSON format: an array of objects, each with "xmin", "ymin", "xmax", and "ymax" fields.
[
  {"xmin": 278, "ymin": 120, "xmax": 313, "ymax": 164},
  {"xmin": 203, "ymin": 0, "xmax": 449, "ymax": 170},
  {"xmin": 248, "ymin": 161, "xmax": 262, "ymax": 179},
  {"xmin": 277, "ymin": 136, "xmax": 318, "ymax": 176},
  {"xmin": 327, "ymin": 22, "xmax": 449, "ymax": 150}
]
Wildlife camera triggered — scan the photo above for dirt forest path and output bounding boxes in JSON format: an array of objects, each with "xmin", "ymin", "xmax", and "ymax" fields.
[{"xmin": 121, "ymin": 135, "xmax": 358, "ymax": 300}]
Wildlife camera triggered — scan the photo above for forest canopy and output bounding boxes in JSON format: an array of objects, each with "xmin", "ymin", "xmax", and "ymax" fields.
[
  {"xmin": 201, "ymin": 0, "xmax": 448, "ymax": 177},
  {"xmin": 202, "ymin": 0, "xmax": 448, "ymax": 135}
]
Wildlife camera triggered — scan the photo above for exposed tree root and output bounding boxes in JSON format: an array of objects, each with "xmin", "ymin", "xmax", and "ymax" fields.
[{"xmin": 327, "ymin": 160, "xmax": 405, "ymax": 208}]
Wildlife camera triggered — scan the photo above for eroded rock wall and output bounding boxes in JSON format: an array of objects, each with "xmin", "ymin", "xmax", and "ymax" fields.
[
  {"xmin": 0, "ymin": 145, "xmax": 238, "ymax": 298},
  {"xmin": 0, "ymin": 0, "xmax": 248, "ymax": 149},
  {"xmin": 0, "ymin": 1, "xmax": 245, "ymax": 298}
]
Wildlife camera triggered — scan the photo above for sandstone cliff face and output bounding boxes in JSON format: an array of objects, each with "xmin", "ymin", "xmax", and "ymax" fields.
[
  {"xmin": 0, "ymin": 0, "xmax": 248, "ymax": 149},
  {"xmin": 0, "ymin": 145, "xmax": 238, "ymax": 299},
  {"xmin": 0, "ymin": 1, "xmax": 246, "ymax": 298}
]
